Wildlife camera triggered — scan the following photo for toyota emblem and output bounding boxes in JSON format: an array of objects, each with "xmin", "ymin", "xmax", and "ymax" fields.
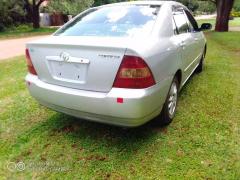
[{"xmin": 60, "ymin": 52, "xmax": 70, "ymax": 62}]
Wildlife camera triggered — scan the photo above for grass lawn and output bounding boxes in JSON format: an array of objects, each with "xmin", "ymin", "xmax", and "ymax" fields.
[
  {"xmin": 197, "ymin": 17, "xmax": 240, "ymax": 27},
  {"xmin": 0, "ymin": 32, "xmax": 239, "ymax": 179},
  {"xmin": 0, "ymin": 25, "xmax": 58, "ymax": 40}
]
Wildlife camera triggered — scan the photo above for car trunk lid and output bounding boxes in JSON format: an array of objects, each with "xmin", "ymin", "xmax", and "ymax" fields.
[{"xmin": 27, "ymin": 36, "xmax": 127, "ymax": 92}]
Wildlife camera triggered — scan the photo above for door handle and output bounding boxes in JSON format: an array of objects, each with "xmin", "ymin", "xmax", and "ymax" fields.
[
  {"xmin": 180, "ymin": 41, "xmax": 186, "ymax": 47},
  {"xmin": 194, "ymin": 38, "xmax": 199, "ymax": 41}
]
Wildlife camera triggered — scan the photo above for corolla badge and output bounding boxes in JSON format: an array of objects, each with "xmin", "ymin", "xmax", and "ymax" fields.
[
  {"xmin": 60, "ymin": 52, "xmax": 70, "ymax": 62},
  {"xmin": 98, "ymin": 54, "xmax": 120, "ymax": 59}
]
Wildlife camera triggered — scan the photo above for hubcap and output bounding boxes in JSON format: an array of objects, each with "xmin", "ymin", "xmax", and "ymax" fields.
[{"xmin": 168, "ymin": 82, "xmax": 178, "ymax": 118}]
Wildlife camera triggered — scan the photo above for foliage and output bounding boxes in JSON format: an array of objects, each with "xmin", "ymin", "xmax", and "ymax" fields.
[
  {"xmin": 92, "ymin": 0, "xmax": 126, "ymax": 7},
  {"xmin": 176, "ymin": 0, "xmax": 199, "ymax": 12},
  {"xmin": 197, "ymin": 1, "xmax": 216, "ymax": 13},
  {"xmin": 42, "ymin": 0, "xmax": 94, "ymax": 15},
  {"xmin": 0, "ymin": 24, "xmax": 58, "ymax": 39},
  {"xmin": 234, "ymin": 0, "xmax": 240, "ymax": 11},
  {"xmin": 0, "ymin": 0, "xmax": 26, "ymax": 31},
  {"xmin": 231, "ymin": 10, "xmax": 240, "ymax": 17}
]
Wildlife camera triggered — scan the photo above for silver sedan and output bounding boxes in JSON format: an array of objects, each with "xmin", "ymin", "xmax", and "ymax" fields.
[{"xmin": 25, "ymin": 1, "xmax": 211, "ymax": 127}]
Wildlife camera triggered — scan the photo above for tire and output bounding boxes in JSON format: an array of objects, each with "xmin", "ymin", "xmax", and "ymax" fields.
[
  {"xmin": 155, "ymin": 76, "xmax": 179, "ymax": 126},
  {"xmin": 195, "ymin": 47, "xmax": 206, "ymax": 73}
]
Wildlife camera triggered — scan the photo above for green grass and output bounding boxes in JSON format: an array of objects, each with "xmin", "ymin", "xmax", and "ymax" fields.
[
  {"xmin": 0, "ymin": 25, "xmax": 58, "ymax": 40},
  {"xmin": 0, "ymin": 32, "xmax": 240, "ymax": 179},
  {"xmin": 197, "ymin": 17, "xmax": 240, "ymax": 28}
]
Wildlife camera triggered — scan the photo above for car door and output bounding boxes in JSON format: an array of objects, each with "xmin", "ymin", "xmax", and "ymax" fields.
[
  {"xmin": 172, "ymin": 7, "xmax": 195, "ymax": 82},
  {"xmin": 184, "ymin": 9, "xmax": 204, "ymax": 68}
]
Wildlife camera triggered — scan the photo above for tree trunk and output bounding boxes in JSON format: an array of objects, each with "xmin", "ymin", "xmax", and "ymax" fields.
[
  {"xmin": 24, "ymin": 0, "xmax": 45, "ymax": 29},
  {"xmin": 32, "ymin": 6, "xmax": 40, "ymax": 28},
  {"xmin": 215, "ymin": 0, "xmax": 235, "ymax": 32}
]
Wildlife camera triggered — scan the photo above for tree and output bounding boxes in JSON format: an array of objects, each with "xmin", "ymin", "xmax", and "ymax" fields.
[
  {"xmin": 215, "ymin": 0, "xmax": 235, "ymax": 31},
  {"xmin": 200, "ymin": 0, "xmax": 235, "ymax": 32},
  {"xmin": 177, "ymin": 0, "xmax": 235, "ymax": 32},
  {"xmin": 24, "ymin": 0, "xmax": 47, "ymax": 28}
]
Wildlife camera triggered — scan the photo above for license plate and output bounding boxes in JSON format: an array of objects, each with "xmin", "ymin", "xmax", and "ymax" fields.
[{"xmin": 48, "ymin": 60, "xmax": 88, "ymax": 83}]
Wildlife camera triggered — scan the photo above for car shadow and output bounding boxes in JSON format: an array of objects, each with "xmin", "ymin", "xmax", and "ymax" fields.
[
  {"xmin": 49, "ymin": 112, "xmax": 165, "ymax": 141},
  {"xmin": 29, "ymin": 111, "xmax": 168, "ymax": 157}
]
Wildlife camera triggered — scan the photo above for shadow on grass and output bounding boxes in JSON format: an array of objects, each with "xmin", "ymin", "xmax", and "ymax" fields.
[
  {"xmin": 49, "ymin": 112, "xmax": 164, "ymax": 144},
  {"xmin": 15, "ymin": 109, "xmax": 169, "ymax": 163}
]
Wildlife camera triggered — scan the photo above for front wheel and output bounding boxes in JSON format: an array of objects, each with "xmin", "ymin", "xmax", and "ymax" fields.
[{"xmin": 155, "ymin": 76, "xmax": 179, "ymax": 126}]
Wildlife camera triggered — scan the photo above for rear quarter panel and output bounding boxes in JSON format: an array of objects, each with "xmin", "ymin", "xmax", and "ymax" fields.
[{"xmin": 125, "ymin": 36, "xmax": 181, "ymax": 106}]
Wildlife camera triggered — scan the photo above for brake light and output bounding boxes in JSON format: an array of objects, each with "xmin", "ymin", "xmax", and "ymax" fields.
[
  {"xmin": 25, "ymin": 49, "xmax": 37, "ymax": 75},
  {"xmin": 113, "ymin": 55, "xmax": 155, "ymax": 89}
]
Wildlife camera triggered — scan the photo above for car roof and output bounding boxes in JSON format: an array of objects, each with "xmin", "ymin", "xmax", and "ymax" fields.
[{"xmin": 98, "ymin": 1, "xmax": 182, "ymax": 8}]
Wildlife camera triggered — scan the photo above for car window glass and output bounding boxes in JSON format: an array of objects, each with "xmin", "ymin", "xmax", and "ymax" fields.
[
  {"xmin": 184, "ymin": 10, "xmax": 199, "ymax": 32},
  {"xmin": 55, "ymin": 5, "xmax": 161, "ymax": 37},
  {"xmin": 172, "ymin": 8, "xmax": 189, "ymax": 34}
]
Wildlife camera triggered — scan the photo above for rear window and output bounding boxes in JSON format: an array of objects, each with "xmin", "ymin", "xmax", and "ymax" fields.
[{"xmin": 55, "ymin": 5, "xmax": 161, "ymax": 37}]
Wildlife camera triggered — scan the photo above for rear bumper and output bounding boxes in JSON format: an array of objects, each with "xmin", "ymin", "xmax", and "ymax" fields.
[{"xmin": 25, "ymin": 74, "xmax": 171, "ymax": 127}]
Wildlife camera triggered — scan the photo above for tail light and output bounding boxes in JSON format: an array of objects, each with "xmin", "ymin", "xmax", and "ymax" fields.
[
  {"xmin": 113, "ymin": 55, "xmax": 155, "ymax": 89},
  {"xmin": 25, "ymin": 48, "xmax": 37, "ymax": 75}
]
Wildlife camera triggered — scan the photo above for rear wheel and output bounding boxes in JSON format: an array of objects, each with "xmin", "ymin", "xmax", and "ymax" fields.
[{"xmin": 155, "ymin": 76, "xmax": 179, "ymax": 126}]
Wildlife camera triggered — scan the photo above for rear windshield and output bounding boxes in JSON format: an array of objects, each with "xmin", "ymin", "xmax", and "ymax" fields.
[{"xmin": 55, "ymin": 5, "xmax": 161, "ymax": 37}]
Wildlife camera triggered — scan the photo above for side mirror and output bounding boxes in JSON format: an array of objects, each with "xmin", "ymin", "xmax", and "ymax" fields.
[{"xmin": 199, "ymin": 23, "xmax": 212, "ymax": 31}]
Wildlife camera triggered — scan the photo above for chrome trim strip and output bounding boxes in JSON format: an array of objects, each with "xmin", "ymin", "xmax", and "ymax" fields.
[
  {"xmin": 182, "ymin": 62, "xmax": 199, "ymax": 87},
  {"xmin": 46, "ymin": 56, "xmax": 90, "ymax": 64},
  {"xmin": 184, "ymin": 53, "xmax": 201, "ymax": 72}
]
